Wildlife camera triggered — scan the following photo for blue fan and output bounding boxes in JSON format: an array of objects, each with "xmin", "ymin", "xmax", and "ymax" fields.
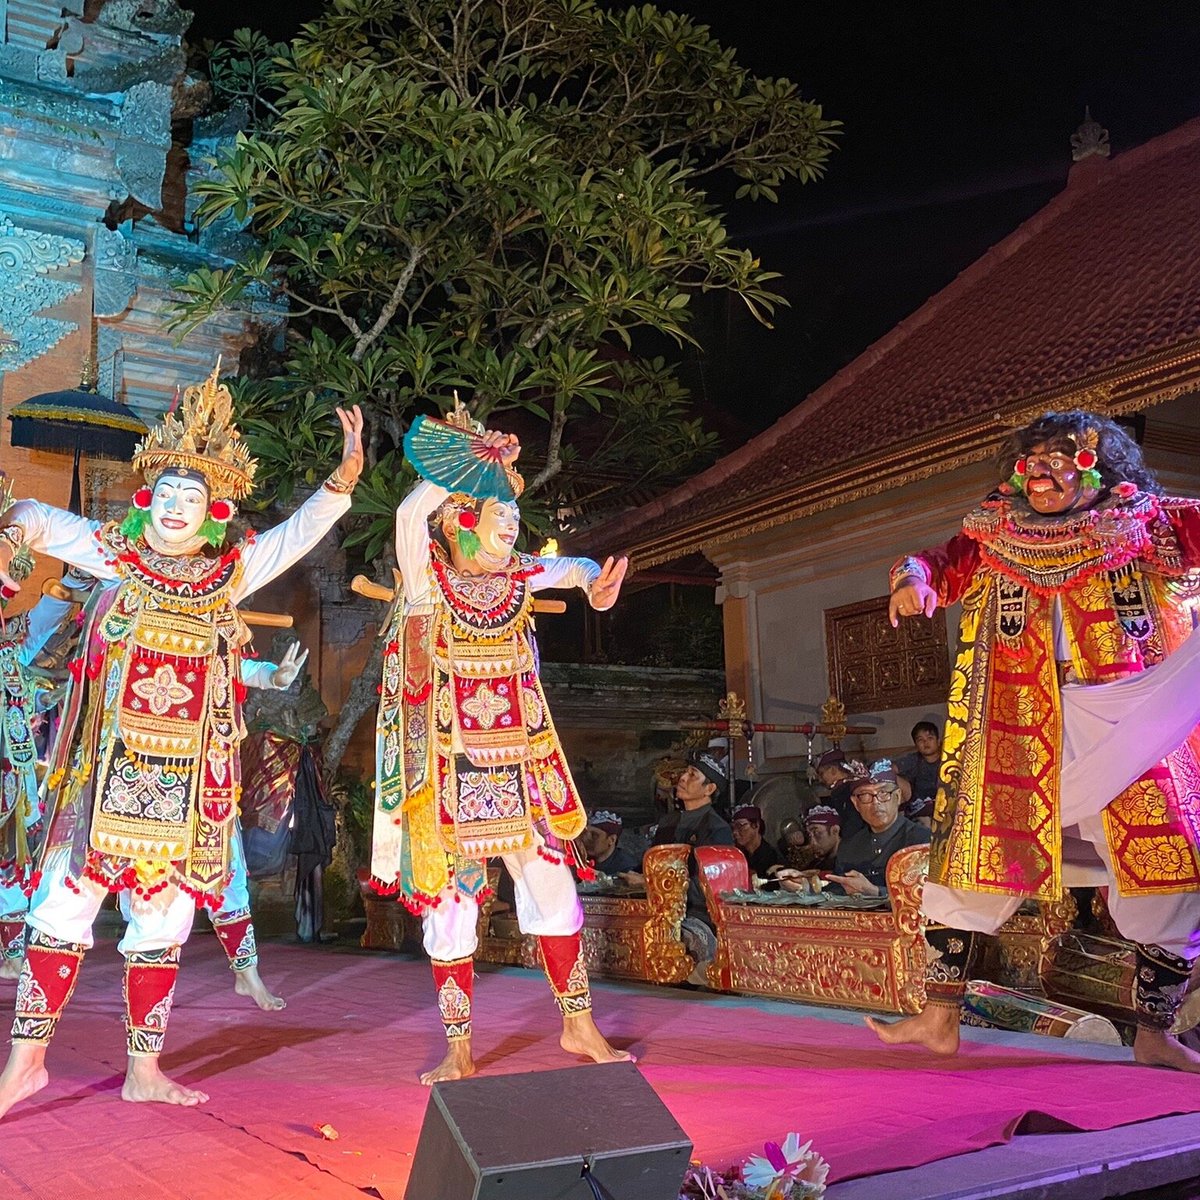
[{"xmin": 403, "ymin": 415, "xmax": 515, "ymax": 502}]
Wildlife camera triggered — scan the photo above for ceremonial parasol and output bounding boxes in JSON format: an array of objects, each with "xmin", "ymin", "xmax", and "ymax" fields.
[{"xmin": 7, "ymin": 361, "xmax": 147, "ymax": 515}]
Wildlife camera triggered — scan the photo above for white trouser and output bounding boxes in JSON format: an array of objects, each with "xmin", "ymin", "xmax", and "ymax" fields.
[
  {"xmin": 213, "ymin": 824, "xmax": 250, "ymax": 918},
  {"xmin": 924, "ymin": 627, "xmax": 1200, "ymax": 960},
  {"xmin": 0, "ymin": 880, "xmax": 29, "ymax": 920},
  {"xmin": 28, "ymin": 855, "xmax": 196, "ymax": 956},
  {"xmin": 422, "ymin": 840, "xmax": 583, "ymax": 961}
]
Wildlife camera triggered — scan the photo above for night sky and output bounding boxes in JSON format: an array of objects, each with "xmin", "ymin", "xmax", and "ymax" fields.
[{"xmin": 188, "ymin": 2, "xmax": 1200, "ymax": 446}]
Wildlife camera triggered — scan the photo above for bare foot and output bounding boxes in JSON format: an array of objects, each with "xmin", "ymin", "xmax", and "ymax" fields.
[
  {"xmin": 1134, "ymin": 1026, "xmax": 1200, "ymax": 1073},
  {"xmin": 0, "ymin": 958, "xmax": 21, "ymax": 982},
  {"xmin": 234, "ymin": 964, "xmax": 286, "ymax": 1011},
  {"xmin": 865, "ymin": 1003, "xmax": 961, "ymax": 1056},
  {"xmin": 420, "ymin": 1040, "xmax": 476, "ymax": 1086},
  {"xmin": 560, "ymin": 1012, "xmax": 636, "ymax": 1065},
  {"xmin": 122, "ymin": 1056, "xmax": 209, "ymax": 1107},
  {"xmin": 0, "ymin": 1043, "xmax": 49, "ymax": 1120}
]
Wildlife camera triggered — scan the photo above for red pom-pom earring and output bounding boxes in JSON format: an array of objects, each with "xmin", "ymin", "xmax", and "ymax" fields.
[
  {"xmin": 133, "ymin": 487, "xmax": 152, "ymax": 510},
  {"xmin": 210, "ymin": 499, "xmax": 234, "ymax": 523}
]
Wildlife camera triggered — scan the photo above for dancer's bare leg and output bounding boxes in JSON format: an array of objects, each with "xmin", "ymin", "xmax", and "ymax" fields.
[
  {"xmin": 1134, "ymin": 1027, "xmax": 1200, "ymax": 1074},
  {"xmin": 560, "ymin": 1010, "xmax": 636, "ymax": 1064},
  {"xmin": 420, "ymin": 1038, "xmax": 476, "ymax": 1086},
  {"xmin": 122, "ymin": 1055, "xmax": 209, "ymax": 1106},
  {"xmin": 0, "ymin": 1042, "xmax": 49, "ymax": 1120},
  {"xmin": 865, "ymin": 1003, "xmax": 961, "ymax": 1056},
  {"xmin": 234, "ymin": 963, "xmax": 286, "ymax": 1011}
]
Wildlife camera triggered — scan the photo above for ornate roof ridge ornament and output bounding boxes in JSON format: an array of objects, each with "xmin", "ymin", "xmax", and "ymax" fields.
[{"xmin": 1071, "ymin": 106, "xmax": 1111, "ymax": 163}]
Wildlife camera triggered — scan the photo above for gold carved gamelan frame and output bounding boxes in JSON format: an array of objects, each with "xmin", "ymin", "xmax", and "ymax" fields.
[
  {"xmin": 697, "ymin": 845, "xmax": 1076, "ymax": 1013},
  {"xmin": 475, "ymin": 843, "xmax": 695, "ymax": 985}
]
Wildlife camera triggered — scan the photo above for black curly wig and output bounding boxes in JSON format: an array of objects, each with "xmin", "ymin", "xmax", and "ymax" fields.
[{"xmin": 998, "ymin": 410, "xmax": 1162, "ymax": 497}]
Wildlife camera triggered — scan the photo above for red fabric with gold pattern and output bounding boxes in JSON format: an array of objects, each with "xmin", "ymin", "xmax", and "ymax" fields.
[
  {"xmin": 911, "ymin": 494, "xmax": 1200, "ymax": 901},
  {"xmin": 538, "ymin": 933, "xmax": 591, "ymax": 1016},
  {"xmin": 12, "ymin": 929, "xmax": 85, "ymax": 1043},
  {"xmin": 431, "ymin": 956, "xmax": 473, "ymax": 1040},
  {"xmin": 124, "ymin": 945, "xmax": 181, "ymax": 1055}
]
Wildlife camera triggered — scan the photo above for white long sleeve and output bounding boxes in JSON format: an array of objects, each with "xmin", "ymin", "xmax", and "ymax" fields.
[
  {"xmin": 236, "ymin": 485, "xmax": 352, "ymax": 600},
  {"xmin": 242, "ymin": 658, "xmax": 280, "ymax": 690},
  {"xmin": 2, "ymin": 500, "xmax": 119, "ymax": 581},
  {"xmin": 530, "ymin": 556, "xmax": 601, "ymax": 601},
  {"xmin": 393, "ymin": 480, "xmax": 450, "ymax": 608}
]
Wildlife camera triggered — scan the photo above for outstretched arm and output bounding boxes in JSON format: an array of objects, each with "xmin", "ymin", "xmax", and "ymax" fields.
[
  {"xmin": 888, "ymin": 533, "xmax": 979, "ymax": 628},
  {"xmin": 0, "ymin": 501, "xmax": 118, "ymax": 595},
  {"xmin": 531, "ymin": 554, "xmax": 628, "ymax": 610},
  {"xmin": 236, "ymin": 406, "xmax": 363, "ymax": 599}
]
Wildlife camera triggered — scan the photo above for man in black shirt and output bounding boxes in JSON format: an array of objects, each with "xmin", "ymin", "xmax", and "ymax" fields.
[
  {"xmin": 828, "ymin": 762, "xmax": 930, "ymax": 898},
  {"xmin": 622, "ymin": 750, "xmax": 733, "ymax": 981},
  {"xmin": 579, "ymin": 810, "xmax": 640, "ymax": 877},
  {"xmin": 731, "ymin": 805, "xmax": 783, "ymax": 878}
]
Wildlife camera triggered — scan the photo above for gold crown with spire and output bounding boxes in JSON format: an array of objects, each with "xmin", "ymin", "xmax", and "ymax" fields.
[{"xmin": 132, "ymin": 360, "xmax": 258, "ymax": 501}]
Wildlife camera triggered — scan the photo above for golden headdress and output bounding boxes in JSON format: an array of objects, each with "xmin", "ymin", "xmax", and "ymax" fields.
[{"xmin": 132, "ymin": 361, "xmax": 257, "ymax": 501}]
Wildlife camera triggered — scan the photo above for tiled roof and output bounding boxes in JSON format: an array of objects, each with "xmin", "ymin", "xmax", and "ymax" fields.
[{"xmin": 590, "ymin": 118, "xmax": 1200, "ymax": 566}]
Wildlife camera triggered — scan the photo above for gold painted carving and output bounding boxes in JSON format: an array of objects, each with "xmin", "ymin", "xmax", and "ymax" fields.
[{"xmin": 472, "ymin": 844, "xmax": 695, "ymax": 984}]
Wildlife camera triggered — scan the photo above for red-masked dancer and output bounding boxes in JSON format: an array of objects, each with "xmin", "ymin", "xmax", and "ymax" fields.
[
  {"xmin": 868, "ymin": 411, "xmax": 1200, "ymax": 1071},
  {"xmin": 0, "ymin": 366, "xmax": 363, "ymax": 1118},
  {"xmin": 371, "ymin": 408, "xmax": 633, "ymax": 1084}
]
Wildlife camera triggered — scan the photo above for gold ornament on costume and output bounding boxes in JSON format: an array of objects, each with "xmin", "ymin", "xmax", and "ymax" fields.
[{"xmin": 132, "ymin": 359, "xmax": 257, "ymax": 501}]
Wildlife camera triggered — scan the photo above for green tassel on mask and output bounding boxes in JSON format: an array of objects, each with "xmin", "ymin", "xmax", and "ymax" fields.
[
  {"xmin": 457, "ymin": 527, "xmax": 482, "ymax": 560},
  {"xmin": 1081, "ymin": 466, "xmax": 1103, "ymax": 491},
  {"xmin": 1008, "ymin": 472, "xmax": 1026, "ymax": 493},
  {"xmin": 198, "ymin": 516, "xmax": 228, "ymax": 547},
  {"xmin": 119, "ymin": 507, "xmax": 150, "ymax": 539}
]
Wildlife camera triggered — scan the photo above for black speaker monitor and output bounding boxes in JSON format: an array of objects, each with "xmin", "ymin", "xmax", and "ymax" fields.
[{"xmin": 406, "ymin": 1061, "xmax": 693, "ymax": 1200}]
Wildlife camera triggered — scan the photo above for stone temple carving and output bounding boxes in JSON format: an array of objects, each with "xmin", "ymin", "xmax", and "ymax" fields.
[{"xmin": 0, "ymin": 214, "xmax": 85, "ymax": 373}]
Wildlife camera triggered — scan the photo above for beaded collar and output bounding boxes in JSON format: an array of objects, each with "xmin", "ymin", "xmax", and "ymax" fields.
[{"xmin": 962, "ymin": 491, "xmax": 1187, "ymax": 593}]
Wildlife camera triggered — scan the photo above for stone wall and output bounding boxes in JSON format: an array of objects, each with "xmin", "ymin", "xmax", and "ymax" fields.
[{"xmin": 539, "ymin": 662, "xmax": 727, "ymax": 826}]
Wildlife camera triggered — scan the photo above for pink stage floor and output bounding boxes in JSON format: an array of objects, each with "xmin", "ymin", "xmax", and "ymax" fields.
[{"xmin": 2, "ymin": 936, "xmax": 1200, "ymax": 1200}]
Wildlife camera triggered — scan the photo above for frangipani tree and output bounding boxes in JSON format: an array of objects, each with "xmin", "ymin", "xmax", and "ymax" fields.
[{"xmin": 177, "ymin": 0, "xmax": 837, "ymax": 772}]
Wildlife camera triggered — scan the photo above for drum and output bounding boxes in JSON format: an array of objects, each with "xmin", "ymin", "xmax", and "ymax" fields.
[{"xmin": 964, "ymin": 980, "xmax": 1122, "ymax": 1044}]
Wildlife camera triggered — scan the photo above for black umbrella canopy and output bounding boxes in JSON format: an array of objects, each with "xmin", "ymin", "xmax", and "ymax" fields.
[{"xmin": 8, "ymin": 388, "xmax": 148, "ymax": 514}]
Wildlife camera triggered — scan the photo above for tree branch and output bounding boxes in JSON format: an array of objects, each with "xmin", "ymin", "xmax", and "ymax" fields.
[
  {"xmin": 352, "ymin": 245, "xmax": 425, "ymax": 361},
  {"xmin": 528, "ymin": 407, "xmax": 567, "ymax": 492}
]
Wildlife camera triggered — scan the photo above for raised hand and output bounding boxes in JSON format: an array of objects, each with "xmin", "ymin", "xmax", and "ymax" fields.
[
  {"xmin": 589, "ymin": 555, "xmax": 629, "ymax": 611},
  {"xmin": 480, "ymin": 429, "xmax": 520, "ymax": 466},
  {"xmin": 270, "ymin": 642, "xmax": 309, "ymax": 690},
  {"xmin": 888, "ymin": 580, "xmax": 938, "ymax": 628},
  {"xmin": 334, "ymin": 405, "xmax": 365, "ymax": 488}
]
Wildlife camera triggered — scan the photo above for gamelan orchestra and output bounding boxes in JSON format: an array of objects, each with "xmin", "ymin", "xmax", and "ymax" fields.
[{"xmin": 2, "ymin": 371, "xmax": 1200, "ymax": 1133}]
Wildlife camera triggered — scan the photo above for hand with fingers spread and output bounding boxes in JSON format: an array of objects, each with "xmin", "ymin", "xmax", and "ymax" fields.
[
  {"xmin": 270, "ymin": 642, "xmax": 310, "ymax": 690},
  {"xmin": 888, "ymin": 579, "xmax": 938, "ymax": 628},
  {"xmin": 333, "ymin": 405, "xmax": 365, "ymax": 490},
  {"xmin": 589, "ymin": 556, "xmax": 628, "ymax": 611}
]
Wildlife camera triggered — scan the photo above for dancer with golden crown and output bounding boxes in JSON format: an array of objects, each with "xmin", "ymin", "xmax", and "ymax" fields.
[
  {"xmin": 371, "ymin": 409, "xmax": 632, "ymax": 1084},
  {"xmin": 869, "ymin": 411, "xmax": 1200, "ymax": 1071},
  {"xmin": 0, "ymin": 367, "xmax": 362, "ymax": 1118}
]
